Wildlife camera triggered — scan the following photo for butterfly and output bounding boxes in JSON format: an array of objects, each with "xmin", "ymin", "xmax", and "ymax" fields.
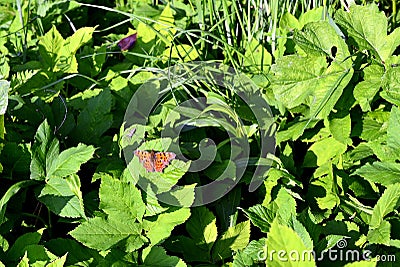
[
  {"xmin": 118, "ymin": 33, "xmax": 137, "ymax": 51},
  {"xmin": 134, "ymin": 150, "xmax": 176, "ymax": 172}
]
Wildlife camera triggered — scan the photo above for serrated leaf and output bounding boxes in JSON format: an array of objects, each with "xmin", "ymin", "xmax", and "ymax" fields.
[
  {"xmin": 387, "ymin": 106, "xmax": 400, "ymax": 158},
  {"xmin": 354, "ymin": 162, "xmax": 400, "ymax": 186},
  {"xmin": 99, "ymin": 175, "xmax": 145, "ymax": 222},
  {"xmin": 30, "ymin": 120, "xmax": 59, "ymax": 181},
  {"xmin": 46, "ymin": 144, "xmax": 95, "ymax": 180},
  {"xmin": 69, "ymin": 217, "xmax": 142, "ymax": 251},
  {"xmin": 38, "ymin": 175, "xmax": 85, "ymax": 218},
  {"xmin": 46, "ymin": 253, "xmax": 67, "ymax": 267},
  {"xmin": 186, "ymin": 207, "xmax": 217, "ymax": 252},
  {"xmin": 367, "ymin": 220, "xmax": 391, "ymax": 245},
  {"xmin": 142, "ymin": 246, "xmax": 186, "ymax": 267},
  {"xmin": 242, "ymin": 204, "xmax": 274, "ymax": 233},
  {"xmin": 38, "ymin": 25, "xmax": 64, "ymax": 71},
  {"xmin": 145, "ymin": 208, "xmax": 191, "ymax": 246},
  {"xmin": 328, "ymin": 112, "xmax": 352, "ymax": 145},
  {"xmin": 303, "ymin": 137, "xmax": 347, "ymax": 167},
  {"xmin": 370, "ymin": 183, "xmax": 400, "ymax": 228},
  {"xmin": 7, "ymin": 229, "xmax": 44, "ymax": 262},
  {"xmin": 353, "ymin": 64, "xmax": 384, "ymax": 112},
  {"xmin": 336, "ymin": 4, "xmax": 400, "ymax": 62},
  {"xmin": 266, "ymin": 220, "xmax": 315, "ymax": 266},
  {"xmin": 72, "ymin": 88, "xmax": 113, "ymax": 143},
  {"xmin": 212, "ymin": 221, "xmax": 250, "ymax": 261}
]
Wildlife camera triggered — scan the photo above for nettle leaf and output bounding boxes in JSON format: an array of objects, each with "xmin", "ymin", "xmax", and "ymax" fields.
[
  {"xmin": 185, "ymin": 207, "xmax": 218, "ymax": 252},
  {"xmin": 353, "ymin": 64, "xmax": 384, "ymax": 112},
  {"xmin": 38, "ymin": 175, "xmax": 86, "ymax": 218},
  {"xmin": 30, "ymin": 120, "xmax": 59, "ymax": 181},
  {"xmin": 369, "ymin": 183, "xmax": 400, "ymax": 229},
  {"xmin": 46, "ymin": 143, "xmax": 95, "ymax": 180},
  {"xmin": 266, "ymin": 220, "xmax": 316, "ymax": 266},
  {"xmin": 212, "ymin": 221, "xmax": 250, "ymax": 262},
  {"xmin": 99, "ymin": 175, "xmax": 145, "ymax": 222},
  {"xmin": 142, "ymin": 246, "xmax": 186, "ymax": 267},
  {"xmin": 354, "ymin": 162, "xmax": 400, "ymax": 186},
  {"xmin": 69, "ymin": 217, "xmax": 143, "ymax": 251},
  {"xmin": 271, "ymin": 22, "xmax": 353, "ymax": 120},
  {"xmin": 71, "ymin": 88, "xmax": 113, "ymax": 144},
  {"xmin": 145, "ymin": 208, "xmax": 191, "ymax": 246},
  {"xmin": 335, "ymin": 4, "xmax": 400, "ymax": 63}
]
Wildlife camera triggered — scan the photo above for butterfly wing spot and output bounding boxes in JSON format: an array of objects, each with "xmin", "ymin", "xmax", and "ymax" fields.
[{"xmin": 154, "ymin": 152, "xmax": 176, "ymax": 172}]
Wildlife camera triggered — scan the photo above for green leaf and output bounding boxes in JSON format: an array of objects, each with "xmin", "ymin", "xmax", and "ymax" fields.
[
  {"xmin": 343, "ymin": 261, "xmax": 376, "ymax": 267},
  {"xmin": 71, "ymin": 88, "xmax": 113, "ymax": 143},
  {"xmin": 69, "ymin": 217, "xmax": 143, "ymax": 251},
  {"xmin": 63, "ymin": 27, "xmax": 95, "ymax": 54},
  {"xmin": 46, "ymin": 253, "xmax": 67, "ymax": 267},
  {"xmin": 38, "ymin": 25, "xmax": 64, "ymax": 71},
  {"xmin": 353, "ymin": 64, "xmax": 384, "ymax": 112},
  {"xmin": 242, "ymin": 205, "xmax": 274, "ymax": 233},
  {"xmin": 327, "ymin": 112, "xmax": 352, "ymax": 145},
  {"xmin": 7, "ymin": 229, "xmax": 44, "ymax": 262},
  {"xmin": 142, "ymin": 246, "xmax": 186, "ymax": 267},
  {"xmin": 367, "ymin": 220, "xmax": 391, "ymax": 245},
  {"xmin": 370, "ymin": 183, "xmax": 400, "ymax": 229},
  {"xmin": 336, "ymin": 4, "xmax": 400, "ymax": 62},
  {"xmin": 243, "ymin": 38, "xmax": 272, "ymax": 72},
  {"xmin": 38, "ymin": 175, "xmax": 86, "ymax": 218},
  {"xmin": 46, "ymin": 144, "xmax": 95, "ymax": 180},
  {"xmin": 294, "ymin": 21, "xmax": 349, "ymax": 62},
  {"xmin": 145, "ymin": 208, "xmax": 191, "ymax": 246},
  {"xmin": 212, "ymin": 221, "xmax": 250, "ymax": 262},
  {"xmin": 303, "ymin": 137, "xmax": 347, "ymax": 167},
  {"xmin": 266, "ymin": 220, "xmax": 316, "ymax": 266},
  {"xmin": 387, "ymin": 106, "xmax": 400, "ymax": 158},
  {"xmin": 0, "ymin": 80, "xmax": 9, "ymax": 115},
  {"xmin": 99, "ymin": 175, "xmax": 145, "ymax": 222},
  {"xmin": 186, "ymin": 207, "xmax": 218, "ymax": 252},
  {"xmin": 0, "ymin": 180, "xmax": 36, "ymax": 225},
  {"xmin": 271, "ymin": 22, "xmax": 352, "ymax": 120},
  {"xmin": 30, "ymin": 120, "xmax": 59, "ymax": 181},
  {"xmin": 354, "ymin": 162, "xmax": 400, "ymax": 186},
  {"xmin": 23, "ymin": 244, "xmax": 57, "ymax": 266},
  {"xmin": 233, "ymin": 238, "xmax": 267, "ymax": 267}
]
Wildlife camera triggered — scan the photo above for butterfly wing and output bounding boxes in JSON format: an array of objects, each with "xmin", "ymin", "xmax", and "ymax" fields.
[
  {"xmin": 154, "ymin": 152, "xmax": 176, "ymax": 172},
  {"xmin": 134, "ymin": 150, "xmax": 154, "ymax": 172},
  {"xmin": 118, "ymin": 33, "xmax": 137, "ymax": 51}
]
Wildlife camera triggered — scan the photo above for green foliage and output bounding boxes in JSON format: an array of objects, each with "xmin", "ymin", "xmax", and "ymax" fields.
[{"xmin": 1, "ymin": 0, "xmax": 400, "ymax": 266}]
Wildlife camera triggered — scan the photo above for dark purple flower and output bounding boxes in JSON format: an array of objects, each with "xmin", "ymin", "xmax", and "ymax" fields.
[{"xmin": 118, "ymin": 33, "xmax": 137, "ymax": 51}]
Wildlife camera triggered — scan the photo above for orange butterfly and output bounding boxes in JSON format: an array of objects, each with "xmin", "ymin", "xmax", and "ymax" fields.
[{"xmin": 134, "ymin": 150, "xmax": 176, "ymax": 172}]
